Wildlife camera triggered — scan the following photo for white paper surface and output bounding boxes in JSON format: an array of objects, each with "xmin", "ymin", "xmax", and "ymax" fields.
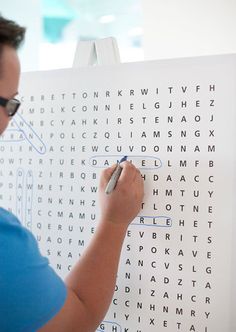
[{"xmin": 1, "ymin": 54, "xmax": 236, "ymax": 332}]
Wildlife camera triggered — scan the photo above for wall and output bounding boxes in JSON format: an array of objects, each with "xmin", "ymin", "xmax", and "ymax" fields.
[{"xmin": 142, "ymin": 0, "xmax": 236, "ymax": 60}]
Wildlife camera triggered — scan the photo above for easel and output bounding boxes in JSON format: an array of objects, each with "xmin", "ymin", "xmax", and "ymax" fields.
[{"xmin": 72, "ymin": 37, "xmax": 120, "ymax": 67}]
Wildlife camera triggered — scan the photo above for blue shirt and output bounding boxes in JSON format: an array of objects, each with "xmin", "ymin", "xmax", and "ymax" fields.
[{"xmin": 0, "ymin": 207, "xmax": 67, "ymax": 332}]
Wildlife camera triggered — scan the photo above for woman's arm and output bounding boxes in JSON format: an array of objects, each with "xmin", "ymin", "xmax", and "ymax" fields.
[{"xmin": 39, "ymin": 161, "xmax": 144, "ymax": 332}]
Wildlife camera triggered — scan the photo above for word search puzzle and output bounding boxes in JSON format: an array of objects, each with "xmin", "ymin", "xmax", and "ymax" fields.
[{"xmin": 1, "ymin": 55, "xmax": 236, "ymax": 332}]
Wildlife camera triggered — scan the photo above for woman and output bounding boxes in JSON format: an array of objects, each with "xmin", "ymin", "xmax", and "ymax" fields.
[{"xmin": 0, "ymin": 15, "xmax": 144, "ymax": 332}]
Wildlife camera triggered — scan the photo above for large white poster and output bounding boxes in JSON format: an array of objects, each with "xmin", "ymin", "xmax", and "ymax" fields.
[{"xmin": 1, "ymin": 54, "xmax": 236, "ymax": 331}]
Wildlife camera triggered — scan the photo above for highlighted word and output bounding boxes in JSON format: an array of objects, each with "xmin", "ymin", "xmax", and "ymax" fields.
[
  {"xmin": 97, "ymin": 321, "xmax": 122, "ymax": 332},
  {"xmin": 133, "ymin": 215, "xmax": 172, "ymax": 227},
  {"xmin": 89, "ymin": 155, "xmax": 162, "ymax": 170}
]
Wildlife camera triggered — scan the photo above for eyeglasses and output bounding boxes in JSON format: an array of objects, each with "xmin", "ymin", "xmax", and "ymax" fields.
[{"xmin": 0, "ymin": 96, "xmax": 21, "ymax": 117}]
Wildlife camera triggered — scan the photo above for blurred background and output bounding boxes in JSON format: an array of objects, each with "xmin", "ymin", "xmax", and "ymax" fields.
[{"xmin": 1, "ymin": 0, "xmax": 236, "ymax": 72}]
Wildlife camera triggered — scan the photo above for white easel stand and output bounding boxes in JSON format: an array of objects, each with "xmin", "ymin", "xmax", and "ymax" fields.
[{"xmin": 72, "ymin": 37, "xmax": 120, "ymax": 67}]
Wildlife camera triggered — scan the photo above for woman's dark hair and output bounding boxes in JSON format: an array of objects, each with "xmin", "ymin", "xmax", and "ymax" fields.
[{"xmin": 0, "ymin": 15, "xmax": 25, "ymax": 54}]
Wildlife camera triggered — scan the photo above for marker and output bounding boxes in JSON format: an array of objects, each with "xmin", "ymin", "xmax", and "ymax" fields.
[{"xmin": 105, "ymin": 156, "xmax": 128, "ymax": 194}]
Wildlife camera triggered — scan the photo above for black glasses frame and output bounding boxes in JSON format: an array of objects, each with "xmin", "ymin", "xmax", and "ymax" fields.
[{"xmin": 0, "ymin": 96, "xmax": 21, "ymax": 117}]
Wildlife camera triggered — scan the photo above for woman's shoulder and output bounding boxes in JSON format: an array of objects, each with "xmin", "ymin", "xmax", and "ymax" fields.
[{"xmin": 0, "ymin": 207, "xmax": 21, "ymax": 225}]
